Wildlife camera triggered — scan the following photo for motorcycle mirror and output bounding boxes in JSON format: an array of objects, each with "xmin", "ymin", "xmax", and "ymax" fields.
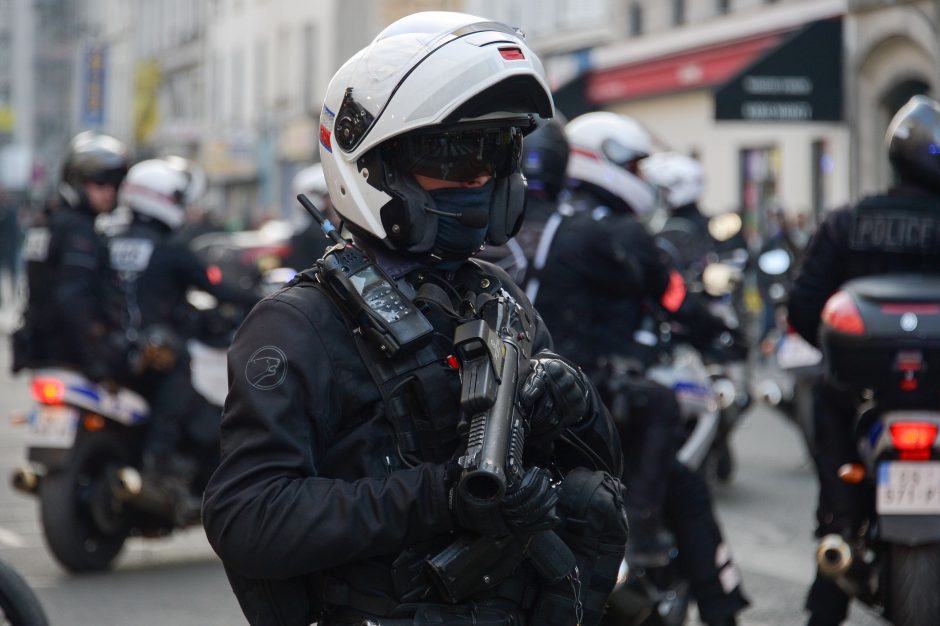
[
  {"xmin": 707, "ymin": 213, "xmax": 742, "ymax": 242},
  {"xmin": 702, "ymin": 262, "xmax": 739, "ymax": 297},
  {"xmin": 758, "ymin": 248, "xmax": 792, "ymax": 276}
]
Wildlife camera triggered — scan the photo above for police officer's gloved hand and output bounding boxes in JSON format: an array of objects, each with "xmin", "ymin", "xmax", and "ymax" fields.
[
  {"xmin": 446, "ymin": 463, "xmax": 559, "ymax": 536},
  {"xmin": 502, "ymin": 466, "xmax": 561, "ymax": 533},
  {"xmin": 520, "ymin": 352, "xmax": 591, "ymax": 441}
]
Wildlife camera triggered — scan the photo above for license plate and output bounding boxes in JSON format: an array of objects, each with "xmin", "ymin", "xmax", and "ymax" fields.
[
  {"xmin": 26, "ymin": 406, "xmax": 79, "ymax": 448},
  {"xmin": 776, "ymin": 335, "xmax": 822, "ymax": 370},
  {"xmin": 877, "ymin": 462, "xmax": 940, "ymax": 515}
]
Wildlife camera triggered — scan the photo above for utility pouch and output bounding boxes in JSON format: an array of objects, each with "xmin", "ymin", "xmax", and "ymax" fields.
[
  {"xmin": 426, "ymin": 534, "xmax": 525, "ymax": 604},
  {"xmin": 413, "ymin": 603, "xmax": 516, "ymax": 626}
]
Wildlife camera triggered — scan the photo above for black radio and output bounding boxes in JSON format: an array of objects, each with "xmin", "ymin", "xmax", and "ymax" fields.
[{"xmin": 297, "ymin": 194, "xmax": 433, "ymax": 357}]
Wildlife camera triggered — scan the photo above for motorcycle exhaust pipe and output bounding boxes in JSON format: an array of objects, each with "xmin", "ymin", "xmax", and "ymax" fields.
[
  {"xmin": 817, "ymin": 534, "xmax": 853, "ymax": 578},
  {"xmin": 10, "ymin": 466, "xmax": 40, "ymax": 495},
  {"xmin": 112, "ymin": 467, "xmax": 177, "ymax": 520},
  {"xmin": 755, "ymin": 380, "xmax": 783, "ymax": 407}
]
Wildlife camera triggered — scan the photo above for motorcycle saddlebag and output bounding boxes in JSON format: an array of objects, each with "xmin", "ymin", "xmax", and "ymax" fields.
[{"xmin": 820, "ymin": 274, "xmax": 940, "ymax": 389}]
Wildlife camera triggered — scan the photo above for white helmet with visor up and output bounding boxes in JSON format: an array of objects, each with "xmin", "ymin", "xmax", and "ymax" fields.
[
  {"xmin": 318, "ymin": 11, "xmax": 554, "ymax": 257},
  {"xmin": 565, "ymin": 112, "xmax": 655, "ymax": 215},
  {"xmin": 120, "ymin": 159, "xmax": 189, "ymax": 230},
  {"xmin": 641, "ymin": 152, "xmax": 704, "ymax": 210}
]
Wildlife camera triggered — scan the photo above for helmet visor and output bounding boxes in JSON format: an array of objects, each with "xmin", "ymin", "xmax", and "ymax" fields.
[
  {"xmin": 386, "ymin": 126, "xmax": 523, "ymax": 182},
  {"xmin": 87, "ymin": 166, "xmax": 128, "ymax": 188}
]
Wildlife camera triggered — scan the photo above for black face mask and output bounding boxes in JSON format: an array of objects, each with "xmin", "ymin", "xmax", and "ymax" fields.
[{"xmin": 429, "ymin": 180, "xmax": 494, "ymax": 259}]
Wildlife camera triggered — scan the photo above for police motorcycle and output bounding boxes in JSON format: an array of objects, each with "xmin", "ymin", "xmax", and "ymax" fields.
[
  {"xmin": 814, "ymin": 273, "xmax": 940, "ymax": 626},
  {"xmin": 597, "ymin": 307, "xmax": 733, "ymax": 626},
  {"xmin": 752, "ymin": 243, "xmax": 822, "ymax": 457},
  {"xmin": 653, "ymin": 215, "xmax": 751, "ymax": 485},
  {"xmin": 0, "ymin": 560, "xmax": 48, "ymax": 626},
  {"xmin": 8, "ymin": 289, "xmax": 233, "ymax": 573}
]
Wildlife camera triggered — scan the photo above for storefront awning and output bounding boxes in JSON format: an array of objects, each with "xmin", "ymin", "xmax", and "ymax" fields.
[
  {"xmin": 714, "ymin": 18, "xmax": 843, "ymax": 122},
  {"xmin": 585, "ymin": 31, "xmax": 787, "ymax": 105}
]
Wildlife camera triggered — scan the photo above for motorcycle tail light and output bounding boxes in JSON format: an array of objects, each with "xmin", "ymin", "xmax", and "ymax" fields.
[
  {"xmin": 890, "ymin": 422, "xmax": 938, "ymax": 455},
  {"xmin": 31, "ymin": 378, "xmax": 65, "ymax": 405},
  {"xmin": 821, "ymin": 291, "xmax": 865, "ymax": 336}
]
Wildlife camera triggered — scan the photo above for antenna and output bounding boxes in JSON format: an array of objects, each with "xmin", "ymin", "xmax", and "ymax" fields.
[{"xmin": 296, "ymin": 194, "xmax": 345, "ymax": 246}]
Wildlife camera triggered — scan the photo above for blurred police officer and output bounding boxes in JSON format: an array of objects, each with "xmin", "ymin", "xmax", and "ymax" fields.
[
  {"xmin": 790, "ymin": 95, "xmax": 940, "ymax": 626},
  {"xmin": 532, "ymin": 112, "xmax": 747, "ymax": 626},
  {"xmin": 110, "ymin": 158, "xmax": 258, "ymax": 484},
  {"xmin": 13, "ymin": 131, "xmax": 128, "ymax": 379}
]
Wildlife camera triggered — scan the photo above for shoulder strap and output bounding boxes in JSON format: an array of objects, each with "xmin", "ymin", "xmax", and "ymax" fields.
[{"xmin": 522, "ymin": 211, "xmax": 565, "ymax": 304}]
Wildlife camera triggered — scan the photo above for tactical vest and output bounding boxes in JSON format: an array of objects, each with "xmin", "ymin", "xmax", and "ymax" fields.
[{"xmin": 290, "ymin": 259, "xmax": 543, "ymax": 622}]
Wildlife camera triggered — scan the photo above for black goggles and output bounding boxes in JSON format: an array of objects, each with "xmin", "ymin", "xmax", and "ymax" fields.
[
  {"xmin": 86, "ymin": 167, "xmax": 128, "ymax": 187},
  {"xmin": 386, "ymin": 126, "xmax": 524, "ymax": 182}
]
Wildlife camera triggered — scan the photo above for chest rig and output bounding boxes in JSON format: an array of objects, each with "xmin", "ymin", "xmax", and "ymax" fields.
[{"xmin": 301, "ymin": 258, "xmax": 515, "ymax": 466}]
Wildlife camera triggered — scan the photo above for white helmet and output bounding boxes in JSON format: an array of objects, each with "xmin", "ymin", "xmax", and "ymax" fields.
[
  {"xmin": 641, "ymin": 152, "xmax": 704, "ymax": 209},
  {"xmin": 161, "ymin": 155, "xmax": 207, "ymax": 205},
  {"xmin": 290, "ymin": 163, "xmax": 329, "ymax": 231},
  {"xmin": 565, "ymin": 112, "xmax": 655, "ymax": 215},
  {"xmin": 120, "ymin": 159, "xmax": 189, "ymax": 230},
  {"xmin": 292, "ymin": 163, "xmax": 328, "ymax": 199},
  {"xmin": 319, "ymin": 11, "xmax": 554, "ymax": 256}
]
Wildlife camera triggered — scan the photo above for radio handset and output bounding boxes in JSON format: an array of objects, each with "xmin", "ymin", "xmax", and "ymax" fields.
[{"xmin": 296, "ymin": 194, "xmax": 433, "ymax": 357}]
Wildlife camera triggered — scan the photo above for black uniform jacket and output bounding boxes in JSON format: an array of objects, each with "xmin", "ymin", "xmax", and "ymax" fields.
[
  {"xmin": 789, "ymin": 186, "xmax": 940, "ymax": 346},
  {"xmin": 109, "ymin": 216, "xmax": 259, "ymax": 329},
  {"xmin": 20, "ymin": 200, "xmax": 116, "ymax": 375},
  {"xmin": 534, "ymin": 194, "xmax": 673, "ymax": 368},
  {"xmin": 202, "ymin": 258, "xmax": 622, "ymax": 624}
]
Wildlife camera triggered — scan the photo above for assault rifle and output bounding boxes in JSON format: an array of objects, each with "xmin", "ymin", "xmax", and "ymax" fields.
[{"xmin": 426, "ymin": 292, "xmax": 576, "ymax": 602}]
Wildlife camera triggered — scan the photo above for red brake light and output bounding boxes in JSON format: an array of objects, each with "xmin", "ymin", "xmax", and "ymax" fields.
[
  {"xmin": 31, "ymin": 378, "xmax": 65, "ymax": 405},
  {"xmin": 890, "ymin": 422, "xmax": 938, "ymax": 452},
  {"xmin": 499, "ymin": 47, "xmax": 525, "ymax": 60},
  {"xmin": 821, "ymin": 291, "xmax": 865, "ymax": 335}
]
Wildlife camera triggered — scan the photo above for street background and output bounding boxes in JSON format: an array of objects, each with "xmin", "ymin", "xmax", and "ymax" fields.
[{"xmin": 2, "ymin": 0, "xmax": 939, "ymax": 624}]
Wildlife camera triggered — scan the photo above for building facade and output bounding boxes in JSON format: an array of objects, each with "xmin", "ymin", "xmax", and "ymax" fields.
[{"xmin": 471, "ymin": 0, "xmax": 938, "ymax": 241}]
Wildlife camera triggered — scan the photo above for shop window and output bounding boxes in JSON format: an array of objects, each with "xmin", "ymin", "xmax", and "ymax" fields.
[
  {"xmin": 811, "ymin": 139, "xmax": 832, "ymax": 221},
  {"xmin": 629, "ymin": 2, "xmax": 643, "ymax": 36},
  {"xmin": 673, "ymin": 0, "xmax": 685, "ymax": 25},
  {"xmin": 739, "ymin": 146, "xmax": 780, "ymax": 247}
]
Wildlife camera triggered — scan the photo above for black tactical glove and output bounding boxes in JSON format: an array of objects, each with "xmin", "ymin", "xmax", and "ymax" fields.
[
  {"xmin": 447, "ymin": 463, "xmax": 560, "ymax": 536},
  {"xmin": 520, "ymin": 352, "xmax": 591, "ymax": 441},
  {"xmin": 502, "ymin": 467, "xmax": 561, "ymax": 533}
]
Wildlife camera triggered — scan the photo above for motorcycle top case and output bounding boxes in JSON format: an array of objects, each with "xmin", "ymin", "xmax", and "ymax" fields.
[{"xmin": 820, "ymin": 274, "xmax": 940, "ymax": 389}]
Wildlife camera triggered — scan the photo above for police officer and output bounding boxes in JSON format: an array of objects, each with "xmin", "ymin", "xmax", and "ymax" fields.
[
  {"xmin": 110, "ymin": 158, "xmax": 259, "ymax": 483},
  {"xmin": 790, "ymin": 95, "xmax": 940, "ymax": 626},
  {"xmin": 12, "ymin": 131, "xmax": 129, "ymax": 378},
  {"xmin": 202, "ymin": 13, "xmax": 627, "ymax": 626},
  {"xmin": 533, "ymin": 112, "xmax": 748, "ymax": 626},
  {"xmin": 641, "ymin": 151, "xmax": 714, "ymax": 274}
]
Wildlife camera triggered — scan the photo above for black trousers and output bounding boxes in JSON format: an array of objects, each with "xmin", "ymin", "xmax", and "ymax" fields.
[
  {"xmin": 605, "ymin": 376, "xmax": 680, "ymax": 521},
  {"xmin": 665, "ymin": 460, "xmax": 749, "ymax": 625},
  {"xmin": 805, "ymin": 380, "xmax": 867, "ymax": 626},
  {"xmin": 603, "ymin": 374, "xmax": 748, "ymax": 624},
  {"xmin": 128, "ymin": 353, "xmax": 199, "ymax": 459}
]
